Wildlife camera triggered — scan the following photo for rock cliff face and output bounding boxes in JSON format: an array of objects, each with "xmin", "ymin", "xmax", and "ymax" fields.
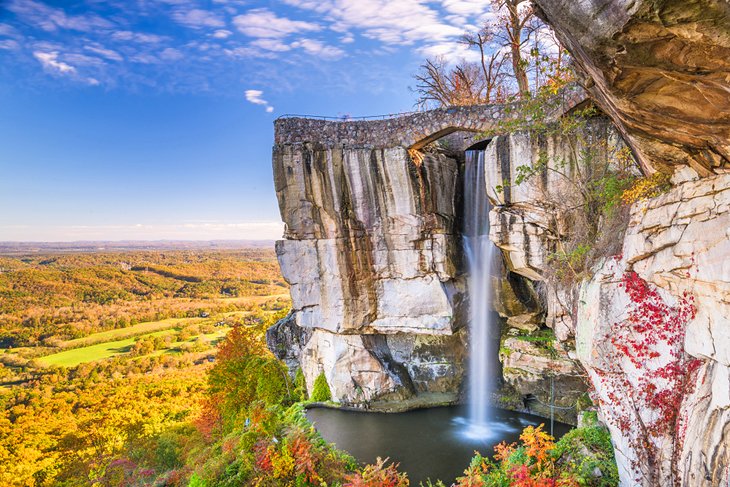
[
  {"xmin": 270, "ymin": 141, "xmax": 467, "ymax": 408},
  {"xmin": 534, "ymin": 0, "xmax": 730, "ymax": 176},
  {"xmin": 484, "ymin": 124, "xmax": 730, "ymax": 485},
  {"xmin": 576, "ymin": 170, "xmax": 730, "ymax": 486}
]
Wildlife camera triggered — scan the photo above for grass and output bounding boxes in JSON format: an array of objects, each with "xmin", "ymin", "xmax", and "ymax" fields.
[
  {"xmin": 31, "ymin": 293, "xmax": 289, "ymax": 368},
  {"xmin": 59, "ymin": 316, "xmax": 209, "ymax": 349},
  {"xmin": 56, "ymin": 293, "xmax": 289, "ymax": 349},
  {"xmin": 37, "ymin": 326, "xmax": 234, "ymax": 367},
  {"xmin": 38, "ymin": 330, "xmax": 177, "ymax": 367}
]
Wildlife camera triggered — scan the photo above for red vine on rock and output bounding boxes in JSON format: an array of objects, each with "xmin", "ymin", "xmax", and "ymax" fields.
[{"xmin": 594, "ymin": 270, "xmax": 701, "ymax": 485}]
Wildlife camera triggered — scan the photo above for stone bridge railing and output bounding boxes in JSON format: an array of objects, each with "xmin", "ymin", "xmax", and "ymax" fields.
[{"xmin": 274, "ymin": 85, "xmax": 588, "ymax": 149}]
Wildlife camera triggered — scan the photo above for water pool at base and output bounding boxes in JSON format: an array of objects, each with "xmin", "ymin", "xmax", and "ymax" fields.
[{"xmin": 306, "ymin": 405, "xmax": 572, "ymax": 485}]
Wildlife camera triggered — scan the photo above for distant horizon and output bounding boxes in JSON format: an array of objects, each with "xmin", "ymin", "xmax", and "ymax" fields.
[
  {"xmin": 0, "ymin": 239, "xmax": 278, "ymax": 254},
  {"xmin": 0, "ymin": 221, "xmax": 286, "ymax": 242}
]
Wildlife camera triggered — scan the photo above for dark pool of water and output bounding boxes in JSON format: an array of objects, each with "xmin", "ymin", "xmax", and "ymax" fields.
[{"xmin": 306, "ymin": 406, "xmax": 571, "ymax": 485}]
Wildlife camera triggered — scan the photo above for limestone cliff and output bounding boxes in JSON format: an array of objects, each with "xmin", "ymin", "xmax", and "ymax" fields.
[
  {"xmin": 270, "ymin": 141, "xmax": 467, "ymax": 408},
  {"xmin": 507, "ymin": 1, "xmax": 730, "ymax": 484},
  {"xmin": 483, "ymin": 122, "xmax": 729, "ymax": 486},
  {"xmin": 576, "ymin": 170, "xmax": 730, "ymax": 486}
]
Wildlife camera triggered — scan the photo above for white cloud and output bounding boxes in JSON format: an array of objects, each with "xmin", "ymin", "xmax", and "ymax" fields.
[
  {"xmin": 111, "ymin": 30, "xmax": 168, "ymax": 44},
  {"xmin": 0, "ymin": 23, "xmax": 20, "ymax": 37},
  {"xmin": 9, "ymin": 0, "xmax": 113, "ymax": 33},
  {"xmin": 130, "ymin": 52, "xmax": 160, "ymax": 64},
  {"xmin": 419, "ymin": 41, "xmax": 481, "ymax": 62},
  {"xmin": 64, "ymin": 53, "xmax": 105, "ymax": 67},
  {"xmin": 212, "ymin": 29, "xmax": 232, "ymax": 39},
  {"xmin": 33, "ymin": 51, "xmax": 76, "ymax": 74},
  {"xmin": 282, "ymin": 0, "xmax": 465, "ymax": 45},
  {"xmin": 245, "ymin": 89, "xmax": 274, "ymax": 113},
  {"xmin": 233, "ymin": 8, "xmax": 320, "ymax": 38},
  {"xmin": 441, "ymin": 0, "xmax": 490, "ymax": 17},
  {"xmin": 160, "ymin": 47, "xmax": 184, "ymax": 61},
  {"xmin": 250, "ymin": 38, "xmax": 292, "ymax": 52},
  {"xmin": 0, "ymin": 40, "xmax": 20, "ymax": 50},
  {"xmin": 32, "ymin": 50, "xmax": 103, "ymax": 85},
  {"xmin": 172, "ymin": 8, "xmax": 225, "ymax": 29},
  {"xmin": 223, "ymin": 46, "xmax": 278, "ymax": 59},
  {"xmin": 85, "ymin": 45, "xmax": 123, "ymax": 62},
  {"xmin": 280, "ymin": 0, "xmax": 495, "ymax": 63},
  {"xmin": 290, "ymin": 38, "xmax": 345, "ymax": 60}
]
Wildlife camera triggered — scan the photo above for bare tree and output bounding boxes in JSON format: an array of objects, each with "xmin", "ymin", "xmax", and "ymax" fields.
[
  {"xmin": 491, "ymin": 0, "xmax": 535, "ymax": 98},
  {"xmin": 412, "ymin": 0, "xmax": 567, "ymax": 108},
  {"xmin": 461, "ymin": 30, "xmax": 508, "ymax": 103},
  {"xmin": 414, "ymin": 58, "xmax": 492, "ymax": 108}
]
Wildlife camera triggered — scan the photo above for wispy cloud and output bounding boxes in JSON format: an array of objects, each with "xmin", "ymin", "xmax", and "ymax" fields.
[
  {"xmin": 33, "ymin": 50, "xmax": 76, "ymax": 74},
  {"xmin": 2, "ymin": 0, "xmax": 493, "ymax": 94},
  {"xmin": 233, "ymin": 9, "xmax": 320, "ymax": 38},
  {"xmin": 160, "ymin": 47, "xmax": 184, "ymax": 61},
  {"xmin": 290, "ymin": 38, "xmax": 344, "ymax": 60},
  {"xmin": 85, "ymin": 45, "xmax": 123, "ymax": 62},
  {"xmin": 9, "ymin": 0, "xmax": 114, "ymax": 32},
  {"xmin": 245, "ymin": 89, "xmax": 274, "ymax": 113},
  {"xmin": 281, "ymin": 0, "xmax": 491, "ymax": 61},
  {"xmin": 0, "ymin": 40, "xmax": 20, "ymax": 50},
  {"xmin": 211, "ymin": 29, "xmax": 232, "ymax": 39},
  {"xmin": 32, "ymin": 50, "xmax": 100, "ymax": 85},
  {"xmin": 111, "ymin": 30, "xmax": 168, "ymax": 44},
  {"xmin": 172, "ymin": 8, "xmax": 225, "ymax": 29}
]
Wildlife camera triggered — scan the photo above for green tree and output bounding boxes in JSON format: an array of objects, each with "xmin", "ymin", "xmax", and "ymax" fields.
[{"xmin": 311, "ymin": 372, "xmax": 331, "ymax": 402}]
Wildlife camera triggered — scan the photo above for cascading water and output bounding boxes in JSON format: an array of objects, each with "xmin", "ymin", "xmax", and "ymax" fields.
[{"xmin": 463, "ymin": 149, "xmax": 496, "ymax": 438}]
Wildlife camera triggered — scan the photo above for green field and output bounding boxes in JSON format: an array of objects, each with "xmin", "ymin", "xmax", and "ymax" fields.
[
  {"xmin": 38, "ymin": 330, "xmax": 176, "ymax": 367},
  {"xmin": 59, "ymin": 316, "xmax": 210, "ymax": 349},
  {"xmin": 37, "ymin": 327, "xmax": 233, "ymax": 367},
  {"xmin": 58, "ymin": 309, "xmax": 252, "ymax": 349}
]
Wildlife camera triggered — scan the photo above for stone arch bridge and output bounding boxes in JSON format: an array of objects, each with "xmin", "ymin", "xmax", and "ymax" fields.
[{"xmin": 274, "ymin": 85, "xmax": 587, "ymax": 149}]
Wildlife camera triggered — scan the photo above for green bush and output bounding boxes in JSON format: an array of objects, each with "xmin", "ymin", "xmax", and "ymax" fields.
[
  {"xmin": 310, "ymin": 372, "xmax": 332, "ymax": 402},
  {"xmin": 552, "ymin": 425, "xmax": 619, "ymax": 486},
  {"xmin": 294, "ymin": 368, "xmax": 308, "ymax": 401}
]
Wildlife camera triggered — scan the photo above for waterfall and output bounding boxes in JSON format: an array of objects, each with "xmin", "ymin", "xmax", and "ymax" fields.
[{"xmin": 463, "ymin": 149, "xmax": 496, "ymax": 436}]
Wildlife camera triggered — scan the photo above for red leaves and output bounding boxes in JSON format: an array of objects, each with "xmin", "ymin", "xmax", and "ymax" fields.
[
  {"xmin": 254, "ymin": 440, "xmax": 273, "ymax": 473},
  {"xmin": 344, "ymin": 457, "xmax": 409, "ymax": 487},
  {"xmin": 594, "ymin": 270, "xmax": 702, "ymax": 476},
  {"xmin": 288, "ymin": 431, "xmax": 321, "ymax": 483}
]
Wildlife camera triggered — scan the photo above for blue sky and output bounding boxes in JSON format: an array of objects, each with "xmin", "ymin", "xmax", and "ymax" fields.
[{"xmin": 0, "ymin": 0, "xmax": 492, "ymax": 241}]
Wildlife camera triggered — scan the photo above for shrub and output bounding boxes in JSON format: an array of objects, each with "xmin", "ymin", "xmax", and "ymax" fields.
[
  {"xmin": 455, "ymin": 423, "xmax": 618, "ymax": 487},
  {"xmin": 621, "ymin": 171, "xmax": 671, "ymax": 204},
  {"xmin": 205, "ymin": 323, "xmax": 294, "ymax": 433},
  {"xmin": 344, "ymin": 457, "xmax": 409, "ymax": 487},
  {"xmin": 294, "ymin": 368, "xmax": 308, "ymax": 401},
  {"xmin": 310, "ymin": 372, "xmax": 332, "ymax": 402}
]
